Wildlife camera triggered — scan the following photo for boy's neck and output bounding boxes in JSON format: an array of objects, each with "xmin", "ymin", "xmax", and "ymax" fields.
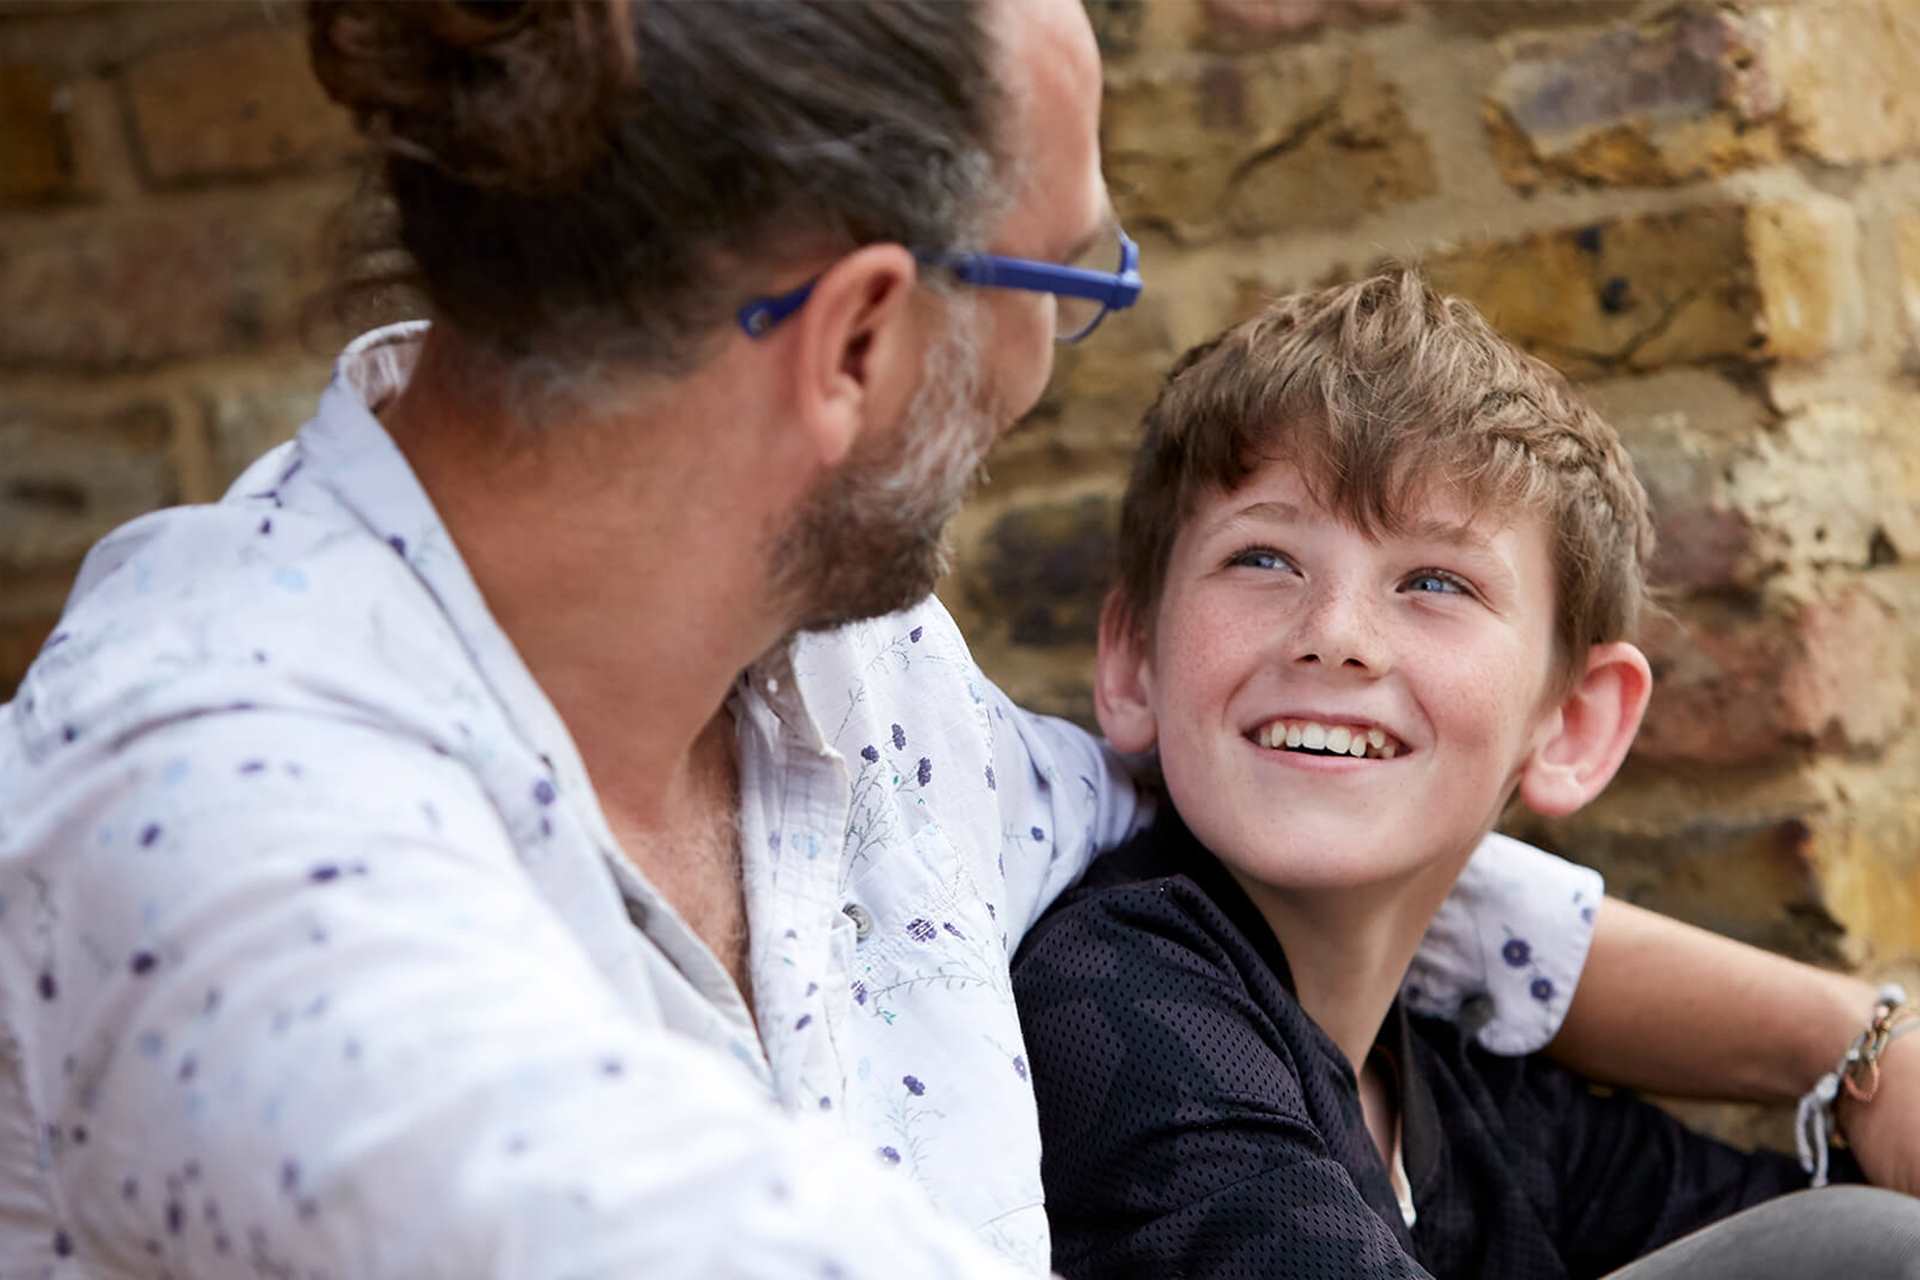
[{"xmin": 1226, "ymin": 853, "xmax": 1467, "ymax": 1076}]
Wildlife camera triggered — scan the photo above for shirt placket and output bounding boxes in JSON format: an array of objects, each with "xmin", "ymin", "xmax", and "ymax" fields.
[{"xmin": 735, "ymin": 656, "xmax": 855, "ymax": 1118}]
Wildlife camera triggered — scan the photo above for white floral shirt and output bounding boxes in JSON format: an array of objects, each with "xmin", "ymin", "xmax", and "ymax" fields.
[{"xmin": 0, "ymin": 325, "xmax": 1601, "ymax": 1279}]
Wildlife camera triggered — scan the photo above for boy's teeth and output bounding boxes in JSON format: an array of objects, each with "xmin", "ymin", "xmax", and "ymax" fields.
[{"xmin": 1254, "ymin": 718, "xmax": 1405, "ymax": 760}]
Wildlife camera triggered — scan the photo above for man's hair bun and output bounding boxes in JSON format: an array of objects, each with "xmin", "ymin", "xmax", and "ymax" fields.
[{"xmin": 307, "ymin": 0, "xmax": 638, "ymax": 192}]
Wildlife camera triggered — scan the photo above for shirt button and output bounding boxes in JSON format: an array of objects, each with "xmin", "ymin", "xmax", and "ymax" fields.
[{"xmin": 841, "ymin": 902, "xmax": 874, "ymax": 941}]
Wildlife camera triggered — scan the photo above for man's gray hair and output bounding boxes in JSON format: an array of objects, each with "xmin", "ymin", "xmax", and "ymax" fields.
[{"xmin": 311, "ymin": 0, "xmax": 1009, "ymax": 409}]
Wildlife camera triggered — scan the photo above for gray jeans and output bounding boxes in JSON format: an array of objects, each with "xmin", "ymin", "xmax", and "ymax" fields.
[{"xmin": 1606, "ymin": 1187, "xmax": 1920, "ymax": 1279}]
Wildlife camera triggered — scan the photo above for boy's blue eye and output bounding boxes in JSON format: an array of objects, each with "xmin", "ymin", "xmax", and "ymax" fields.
[
  {"xmin": 1404, "ymin": 570, "xmax": 1468, "ymax": 595},
  {"xmin": 1228, "ymin": 547, "xmax": 1295, "ymax": 572}
]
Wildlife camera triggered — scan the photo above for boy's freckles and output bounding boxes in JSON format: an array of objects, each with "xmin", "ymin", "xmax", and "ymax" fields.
[{"xmin": 1142, "ymin": 462, "xmax": 1562, "ymax": 893}]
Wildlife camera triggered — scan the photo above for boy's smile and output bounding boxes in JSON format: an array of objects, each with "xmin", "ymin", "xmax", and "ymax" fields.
[{"xmin": 1103, "ymin": 458, "xmax": 1565, "ymax": 894}]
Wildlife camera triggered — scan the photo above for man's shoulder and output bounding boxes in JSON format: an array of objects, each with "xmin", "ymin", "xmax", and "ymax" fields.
[{"xmin": 4, "ymin": 496, "xmax": 473, "ymax": 787}]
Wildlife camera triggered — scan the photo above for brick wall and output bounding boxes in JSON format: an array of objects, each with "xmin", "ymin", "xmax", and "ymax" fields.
[
  {"xmin": 947, "ymin": 0, "xmax": 1920, "ymax": 987},
  {"xmin": 0, "ymin": 0, "xmax": 359, "ymax": 688},
  {"xmin": 3, "ymin": 2, "xmax": 1917, "ymax": 986}
]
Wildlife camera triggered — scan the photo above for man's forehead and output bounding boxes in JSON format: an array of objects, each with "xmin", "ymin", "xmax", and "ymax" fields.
[{"xmin": 987, "ymin": 0, "xmax": 1105, "ymax": 243}]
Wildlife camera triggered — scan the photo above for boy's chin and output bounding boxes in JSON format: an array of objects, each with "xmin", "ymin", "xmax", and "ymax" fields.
[{"xmin": 1206, "ymin": 816, "xmax": 1482, "ymax": 898}]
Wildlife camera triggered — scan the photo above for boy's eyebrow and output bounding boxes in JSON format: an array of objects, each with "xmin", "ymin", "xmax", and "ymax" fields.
[
  {"xmin": 1211, "ymin": 501, "xmax": 1507, "ymax": 561},
  {"xmin": 1401, "ymin": 516, "xmax": 1497, "ymax": 550},
  {"xmin": 1208, "ymin": 499, "xmax": 1304, "ymax": 536}
]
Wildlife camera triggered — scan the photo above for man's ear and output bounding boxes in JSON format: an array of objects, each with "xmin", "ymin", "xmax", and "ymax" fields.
[
  {"xmin": 1518, "ymin": 641, "xmax": 1653, "ymax": 818},
  {"xmin": 1095, "ymin": 589, "xmax": 1159, "ymax": 754},
  {"xmin": 785, "ymin": 244, "xmax": 923, "ymax": 468}
]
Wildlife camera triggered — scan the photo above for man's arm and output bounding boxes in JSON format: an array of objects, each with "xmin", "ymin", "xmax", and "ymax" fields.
[
  {"xmin": 9, "ymin": 709, "xmax": 1030, "ymax": 1279},
  {"xmin": 1550, "ymin": 897, "xmax": 1919, "ymax": 1196}
]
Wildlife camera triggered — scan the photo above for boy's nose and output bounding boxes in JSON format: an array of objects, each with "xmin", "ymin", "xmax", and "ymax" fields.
[{"xmin": 1290, "ymin": 588, "xmax": 1386, "ymax": 675}]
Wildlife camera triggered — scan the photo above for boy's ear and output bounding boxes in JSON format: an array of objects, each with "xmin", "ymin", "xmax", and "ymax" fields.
[
  {"xmin": 1517, "ymin": 641, "xmax": 1653, "ymax": 818},
  {"xmin": 1095, "ymin": 589, "xmax": 1159, "ymax": 754}
]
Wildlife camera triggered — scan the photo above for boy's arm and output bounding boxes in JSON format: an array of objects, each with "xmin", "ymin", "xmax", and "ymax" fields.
[
  {"xmin": 1549, "ymin": 897, "xmax": 1920, "ymax": 1196},
  {"xmin": 1446, "ymin": 1017, "xmax": 1828, "ymax": 1278}
]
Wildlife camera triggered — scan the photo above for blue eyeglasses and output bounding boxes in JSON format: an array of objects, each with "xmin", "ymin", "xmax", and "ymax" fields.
[{"xmin": 738, "ymin": 226, "xmax": 1143, "ymax": 344}]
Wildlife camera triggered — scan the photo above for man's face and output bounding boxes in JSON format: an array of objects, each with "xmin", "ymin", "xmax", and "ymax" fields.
[
  {"xmin": 1119, "ymin": 458, "xmax": 1564, "ymax": 895},
  {"xmin": 782, "ymin": 0, "xmax": 1111, "ymax": 629}
]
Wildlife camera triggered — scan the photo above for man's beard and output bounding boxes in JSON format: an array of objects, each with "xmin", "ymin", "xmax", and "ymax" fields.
[{"xmin": 774, "ymin": 296, "xmax": 996, "ymax": 633}]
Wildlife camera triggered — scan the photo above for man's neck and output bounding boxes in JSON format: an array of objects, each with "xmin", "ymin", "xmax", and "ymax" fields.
[{"xmin": 378, "ymin": 330, "xmax": 804, "ymax": 829}]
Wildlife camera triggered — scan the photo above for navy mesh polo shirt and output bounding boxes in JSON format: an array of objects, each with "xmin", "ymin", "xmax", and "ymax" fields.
[{"xmin": 1012, "ymin": 813, "xmax": 1841, "ymax": 1279}]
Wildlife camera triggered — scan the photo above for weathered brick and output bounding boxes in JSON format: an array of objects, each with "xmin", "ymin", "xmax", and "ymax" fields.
[
  {"xmin": 1199, "ymin": 0, "xmax": 1406, "ymax": 48},
  {"xmin": 125, "ymin": 26, "xmax": 361, "ymax": 183},
  {"xmin": 202, "ymin": 371, "xmax": 328, "ymax": 492},
  {"xmin": 957, "ymin": 491, "xmax": 1117, "ymax": 651},
  {"xmin": 1083, "ymin": 0, "xmax": 1195, "ymax": 58},
  {"xmin": 0, "ymin": 63, "xmax": 68, "ymax": 202},
  {"xmin": 1722, "ymin": 400, "xmax": 1920, "ymax": 577},
  {"xmin": 1745, "ymin": 199, "xmax": 1863, "ymax": 365},
  {"xmin": 0, "ymin": 559, "xmax": 85, "ymax": 703},
  {"xmin": 0, "ymin": 188, "xmax": 342, "ymax": 370},
  {"xmin": 0, "ymin": 398, "xmax": 176, "ymax": 570},
  {"xmin": 1515, "ymin": 802, "xmax": 1846, "ymax": 963},
  {"xmin": 1518, "ymin": 743, "xmax": 1920, "ymax": 968},
  {"xmin": 1898, "ymin": 214, "xmax": 1920, "ymax": 375},
  {"xmin": 1417, "ymin": 197, "xmax": 1860, "ymax": 380},
  {"xmin": 1762, "ymin": 0, "xmax": 1920, "ymax": 167},
  {"xmin": 1485, "ymin": 8, "xmax": 1786, "ymax": 190},
  {"xmin": 1429, "ymin": 0, "xmax": 1640, "ymax": 37},
  {"xmin": 1636, "ymin": 585, "xmax": 1910, "ymax": 767},
  {"xmin": 1610, "ymin": 392, "xmax": 1920, "ymax": 591},
  {"xmin": 1105, "ymin": 49, "xmax": 1434, "ymax": 246}
]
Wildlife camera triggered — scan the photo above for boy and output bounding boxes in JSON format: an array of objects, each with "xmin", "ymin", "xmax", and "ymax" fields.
[{"xmin": 1011, "ymin": 272, "xmax": 1884, "ymax": 1278}]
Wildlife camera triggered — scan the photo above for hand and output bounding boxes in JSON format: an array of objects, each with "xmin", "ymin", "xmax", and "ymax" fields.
[{"xmin": 1838, "ymin": 1023, "xmax": 1920, "ymax": 1197}]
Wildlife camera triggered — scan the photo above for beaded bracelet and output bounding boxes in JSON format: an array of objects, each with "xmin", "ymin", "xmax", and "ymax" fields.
[{"xmin": 1796, "ymin": 982, "xmax": 1917, "ymax": 1188}]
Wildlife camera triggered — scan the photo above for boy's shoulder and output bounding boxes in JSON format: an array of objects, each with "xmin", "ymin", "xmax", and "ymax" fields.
[{"xmin": 1013, "ymin": 810, "xmax": 1298, "ymax": 1013}]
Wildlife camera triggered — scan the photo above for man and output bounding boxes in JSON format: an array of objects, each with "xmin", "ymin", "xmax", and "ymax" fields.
[{"xmin": 0, "ymin": 1, "xmax": 1907, "ymax": 1276}]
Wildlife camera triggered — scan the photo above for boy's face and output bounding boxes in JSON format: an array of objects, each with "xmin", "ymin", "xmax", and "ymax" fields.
[{"xmin": 1105, "ymin": 458, "xmax": 1566, "ymax": 893}]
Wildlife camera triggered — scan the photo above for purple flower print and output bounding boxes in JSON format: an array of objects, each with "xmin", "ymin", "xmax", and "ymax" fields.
[
  {"xmin": 909, "ymin": 626, "xmax": 923, "ymax": 643},
  {"xmin": 878, "ymin": 1147, "xmax": 901, "ymax": 1165},
  {"xmin": 1013, "ymin": 1056, "xmax": 1029, "ymax": 1081},
  {"xmin": 941, "ymin": 922, "xmax": 965, "ymax": 940},
  {"xmin": 861, "ymin": 744, "xmax": 879, "ymax": 763},
  {"xmin": 794, "ymin": 1014, "xmax": 812, "ymax": 1031},
  {"xmin": 905, "ymin": 918, "xmax": 937, "ymax": 943},
  {"xmin": 985, "ymin": 765, "xmax": 996, "ymax": 791},
  {"xmin": 532, "ymin": 778, "xmax": 556, "ymax": 806},
  {"xmin": 139, "ymin": 823, "xmax": 162, "ymax": 848},
  {"xmin": 387, "ymin": 534, "xmax": 407, "ymax": 557},
  {"xmin": 1530, "ymin": 977, "xmax": 1556, "ymax": 1003},
  {"xmin": 891, "ymin": 723, "xmax": 906, "ymax": 750},
  {"xmin": 851, "ymin": 980, "xmax": 868, "ymax": 1005},
  {"xmin": 916, "ymin": 757, "xmax": 932, "ymax": 786},
  {"xmin": 129, "ymin": 952, "xmax": 157, "ymax": 976},
  {"xmin": 903, "ymin": 1075, "xmax": 925, "ymax": 1096},
  {"xmin": 1030, "ymin": 826, "xmax": 1045, "ymax": 842},
  {"xmin": 1501, "ymin": 938, "xmax": 1531, "ymax": 968}
]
